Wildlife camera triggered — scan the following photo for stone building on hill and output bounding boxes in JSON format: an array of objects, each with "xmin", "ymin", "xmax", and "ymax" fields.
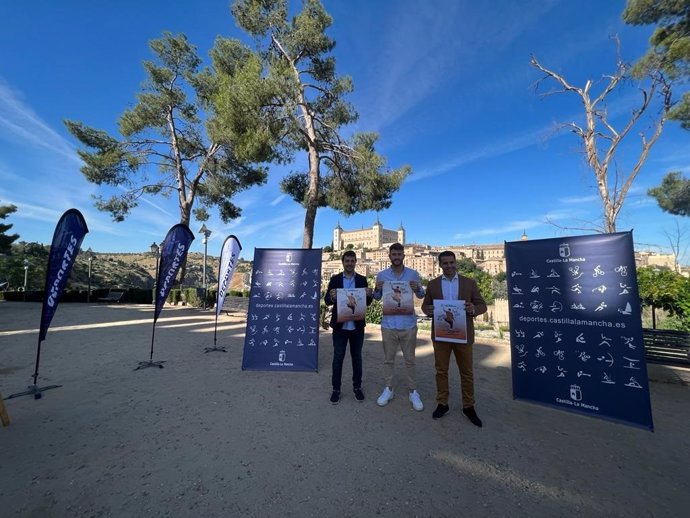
[
  {"xmin": 333, "ymin": 217, "xmax": 405, "ymax": 251},
  {"xmin": 323, "ymin": 223, "xmax": 679, "ymax": 281}
]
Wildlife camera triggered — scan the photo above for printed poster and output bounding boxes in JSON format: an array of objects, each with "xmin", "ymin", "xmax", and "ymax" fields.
[
  {"xmin": 336, "ymin": 287, "xmax": 367, "ymax": 323},
  {"xmin": 433, "ymin": 299, "xmax": 467, "ymax": 343},
  {"xmin": 505, "ymin": 231, "xmax": 653, "ymax": 431},
  {"xmin": 382, "ymin": 281, "xmax": 414, "ymax": 315},
  {"xmin": 242, "ymin": 248, "xmax": 322, "ymax": 372}
]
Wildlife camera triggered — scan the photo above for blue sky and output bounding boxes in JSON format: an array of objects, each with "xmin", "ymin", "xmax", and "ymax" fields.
[{"xmin": 1, "ymin": 1, "xmax": 689, "ymax": 262}]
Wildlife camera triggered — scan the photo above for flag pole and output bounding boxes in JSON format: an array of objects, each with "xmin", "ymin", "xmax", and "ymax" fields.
[
  {"xmin": 135, "ymin": 318, "xmax": 165, "ymax": 369},
  {"xmin": 6, "ymin": 337, "xmax": 62, "ymax": 400}
]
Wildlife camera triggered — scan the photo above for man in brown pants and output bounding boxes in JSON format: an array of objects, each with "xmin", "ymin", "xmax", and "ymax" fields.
[{"xmin": 422, "ymin": 251, "xmax": 487, "ymax": 427}]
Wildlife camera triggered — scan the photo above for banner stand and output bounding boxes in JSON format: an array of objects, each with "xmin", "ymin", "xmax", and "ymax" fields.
[
  {"xmin": 204, "ymin": 319, "xmax": 227, "ymax": 353},
  {"xmin": 7, "ymin": 336, "xmax": 63, "ymax": 399},
  {"xmin": 5, "ymin": 384, "xmax": 62, "ymax": 400},
  {"xmin": 203, "ymin": 235, "xmax": 241, "ymax": 354},
  {"xmin": 136, "ymin": 224, "xmax": 194, "ymax": 370},
  {"xmin": 6, "ymin": 209, "xmax": 88, "ymax": 400},
  {"xmin": 134, "ymin": 362, "xmax": 166, "ymax": 370},
  {"xmin": 135, "ymin": 321, "xmax": 166, "ymax": 370}
]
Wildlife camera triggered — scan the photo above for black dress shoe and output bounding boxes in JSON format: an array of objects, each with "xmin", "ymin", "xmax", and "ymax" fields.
[
  {"xmin": 330, "ymin": 390, "xmax": 340, "ymax": 404},
  {"xmin": 432, "ymin": 404, "xmax": 449, "ymax": 419},
  {"xmin": 353, "ymin": 388, "xmax": 365, "ymax": 402},
  {"xmin": 462, "ymin": 406, "xmax": 483, "ymax": 427}
]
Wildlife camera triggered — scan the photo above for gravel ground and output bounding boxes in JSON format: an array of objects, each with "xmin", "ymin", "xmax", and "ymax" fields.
[{"xmin": 1, "ymin": 301, "xmax": 689, "ymax": 517}]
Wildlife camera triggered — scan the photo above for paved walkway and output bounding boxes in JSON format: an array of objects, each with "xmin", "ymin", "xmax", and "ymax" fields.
[{"xmin": 1, "ymin": 301, "xmax": 689, "ymax": 517}]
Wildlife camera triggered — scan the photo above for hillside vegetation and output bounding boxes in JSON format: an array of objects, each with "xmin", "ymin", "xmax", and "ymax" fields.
[{"xmin": 0, "ymin": 243, "xmax": 251, "ymax": 292}]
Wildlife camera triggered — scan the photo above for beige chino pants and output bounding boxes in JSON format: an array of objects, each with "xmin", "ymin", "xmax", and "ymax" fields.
[{"xmin": 381, "ymin": 326, "xmax": 418, "ymax": 391}]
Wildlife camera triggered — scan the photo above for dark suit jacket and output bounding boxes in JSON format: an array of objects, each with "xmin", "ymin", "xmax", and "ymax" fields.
[
  {"xmin": 422, "ymin": 274, "xmax": 487, "ymax": 345},
  {"xmin": 324, "ymin": 272, "xmax": 372, "ymax": 330}
]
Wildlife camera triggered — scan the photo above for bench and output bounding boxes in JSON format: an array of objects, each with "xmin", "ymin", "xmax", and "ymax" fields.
[
  {"xmin": 642, "ymin": 328, "xmax": 690, "ymax": 366},
  {"xmin": 97, "ymin": 289, "xmax": 126, "ymax": 303},
  {"xmin": 221, "ymin": 295, "xmax": 249, "ymax": 315}
]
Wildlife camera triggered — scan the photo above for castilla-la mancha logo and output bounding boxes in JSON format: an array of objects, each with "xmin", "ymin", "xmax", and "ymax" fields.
[{"xmin": 559, "ymin": 243, "xmax": 571, "ymax": 258}]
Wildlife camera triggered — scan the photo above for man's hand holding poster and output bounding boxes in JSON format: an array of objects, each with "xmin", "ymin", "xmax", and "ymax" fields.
[
  {"xmin": 433, "ymin": 299, "xmax": 467, "ymax": 343},
  {"xmin": 336, "ymin": 288, "xmax": 367, "ymax": 323},
  {"xmin": 382, "ymin": 281, "xmax": 414, "ymax": 315}
]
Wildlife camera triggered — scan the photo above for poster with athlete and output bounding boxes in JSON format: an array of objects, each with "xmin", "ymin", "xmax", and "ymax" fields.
[
  {"xmin": 336, "ymin": 287, "xmax": 367, "ymax": 323},
  {"xmin": 433, "ymin": 299, "xmax": 467, "ymax": 343},
  {"xmin": 382, "ymin": 281, "xmax": 414, "ymax": 315}
]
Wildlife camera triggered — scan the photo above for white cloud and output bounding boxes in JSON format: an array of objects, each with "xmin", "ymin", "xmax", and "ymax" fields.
[
  {"xmin": 269, "ymin": 194, "xmax": 286, "ymax": 206},
  {"xmin": 410, "ymin": 126, "xmax": 547, "ymax": 182},
  {"xmin": 0, "ymin": 77, "xmax": 79, "ymax": 164},
  {"xmin": 559, "ymin": 195, "xmax": 598, "ymax": 204}
]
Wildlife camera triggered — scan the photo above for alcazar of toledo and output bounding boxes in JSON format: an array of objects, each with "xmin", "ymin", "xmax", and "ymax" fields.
[{"xmin": 321, "ymin": 219, "xmax": 678, "ymax": 282}]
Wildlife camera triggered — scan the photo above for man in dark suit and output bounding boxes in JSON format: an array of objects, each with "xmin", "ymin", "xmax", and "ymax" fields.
[
  {"xmin": 422, "ymin": 251, "xmax": 487, "ymax": 426},
  {"xmin": 324, "ymin": 250, "xmax": 373, "ymax": 404}
]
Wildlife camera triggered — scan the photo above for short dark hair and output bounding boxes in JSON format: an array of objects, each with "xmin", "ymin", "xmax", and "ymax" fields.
[
  {"xmin": 341, "ymin": 250, "xmax": 357, "ymax": 262},
  {"xmin": 389, "ymin": 242, "xmax": 404, "ymax": 252},
  {"xmin": 438, "ymin": 250, "xmax": 456, "ymax": 262}
]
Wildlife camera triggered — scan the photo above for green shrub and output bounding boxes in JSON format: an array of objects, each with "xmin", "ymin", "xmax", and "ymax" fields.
[
  {"xmin": 366, "ymin": 299, "xmax": 382, "ymax": 324},
  {"xmin": 320, "ymin": 302, "xmax": 332, "ymax": 329},
  {"xmin": 167, "ymin": 289, "xmax": 182, "ymax": 305},
  {"xmin": 475, "ymin": 322, "xmax": 494, "ymax": 331}
]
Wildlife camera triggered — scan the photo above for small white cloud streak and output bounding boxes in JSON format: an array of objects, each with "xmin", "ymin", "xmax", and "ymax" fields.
[
  {"xmin": 364, "ymin": 1, "xmax": 559, "ymax": 132},
  {"xmin": 218, "ymin": 208, "xmax": 305, "ymax": 248},
  {"xmin": 410, "ymin": 126, "xmax": 547, "ymax": 183},
  {"xmin": 559, "ymin": 195, "xmax": 598, "ymax": 204},
  {"xmin": 0, "ymin": 77, "xmax": 79, "ymax": 164},
  {"xmin": 269, "ymin": 194, "xmax": 286, "ymax": 206},
  {"xmin": 453, "ymin": 209, "xmax": 577, "ymax": 241}
]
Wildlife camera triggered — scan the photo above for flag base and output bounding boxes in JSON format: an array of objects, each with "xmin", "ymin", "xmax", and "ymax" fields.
[
  {"xmin": 204, "ymin": 346, "xmax": 227, "ymax": 353},
  {"xmin": 134, "ymin": 360, "xmax": 166, "ymax": 370},
  {"xmin": 5, "ymin": 384, "xmax": 62, "ymax": 400}
]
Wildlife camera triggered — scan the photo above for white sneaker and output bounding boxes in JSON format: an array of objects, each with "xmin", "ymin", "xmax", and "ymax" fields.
[
  {"xmin": 409, "ymin": 390, "xmax": 424, "ymax": 411},
  {"xmin": 377, "ymin": 387, "xmax": 394, "ymax": 406}
]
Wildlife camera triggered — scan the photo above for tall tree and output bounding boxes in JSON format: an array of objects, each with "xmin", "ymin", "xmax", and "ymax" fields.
[
  {"xmin": 624, "ymin": 0, "xmax": 690, "ymax": 125},
  {"xmin": 65, "ymin": 32, "xmax": 274, "ymax": 228},
  {"xmin": 0, "ymin": 201, "xmax": 19, "ymax": 254},
  {"xmin": 624, "ymin": 1, "xmax": 690, "ymax": 221},
  {"xmin": 648, "ymin": 171, "xmax": 690, "ymax": 215},
  {"xmin": 228, "ymin": 0, "xmax": 411, "ymax": 248},
  {"xmin": 531, "ymin": 39, "xmax": 672, "ymax": 233}
]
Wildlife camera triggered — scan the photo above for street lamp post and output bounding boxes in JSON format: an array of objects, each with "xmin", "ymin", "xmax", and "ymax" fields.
[
  {"xmin": 23, "ymin": 259, "xmax": 29, "ymax": 302},
  {"xmin": 87, "ymin": 254, "xmax": 94, "ymax": 303},
  {"xmin": 150, "ymin": 242, "xmax": 160, "ymax": 304},
  {"xmin": 198, "ymin": 224, "xmax": 212, "ymax": 310}
]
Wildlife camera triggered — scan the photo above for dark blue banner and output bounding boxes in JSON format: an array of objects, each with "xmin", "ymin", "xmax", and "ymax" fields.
[
  {"xmin": 242, "ymin": 249, "xmax": 322, "ymax": 372},
  {"xmin": 505, "ymin": 232, "xmax": 653, "ymax": 430},
  {"xmin": 154, "ymin": 224, "xmax": 195, "ymax": 322},
  {"xmin": 39, "ymin": 209, "xmax": 89, "ymax": 341}
]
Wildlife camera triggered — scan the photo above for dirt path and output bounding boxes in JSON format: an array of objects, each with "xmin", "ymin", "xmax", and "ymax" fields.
[{"xmin": 1, "ymin": 302, "xmax": 689, "ymax": 517}]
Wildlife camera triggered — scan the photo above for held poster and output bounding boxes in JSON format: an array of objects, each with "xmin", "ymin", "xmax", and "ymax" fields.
[
  {"xmin": 382, "ymin": 281, "xmax": 414, "ymax": 315},
  {"xmin": 336, "ymin": 287, "xmax": 367, "ymax": 323},
  {"xmin": 242, "ymin": 249, "xmax": 322, "ymax": 372},
  {"xmin": 433, "ymin": 299, "xmax": 467, "ymax": 343},
  {"xmin": 505, "ymin": 232, "xmax": 653, "ymax": 430}
]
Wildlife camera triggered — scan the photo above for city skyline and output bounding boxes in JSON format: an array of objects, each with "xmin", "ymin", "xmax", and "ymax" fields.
[{"xmin": 2, "ymin": 1, "xmax": 689, "ymax": 262}]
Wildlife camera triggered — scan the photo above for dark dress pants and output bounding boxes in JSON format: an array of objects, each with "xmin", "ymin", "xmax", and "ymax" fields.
[{"xmin": 331, "ymin": 326, "xmax": 364, "ymax": 391}]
